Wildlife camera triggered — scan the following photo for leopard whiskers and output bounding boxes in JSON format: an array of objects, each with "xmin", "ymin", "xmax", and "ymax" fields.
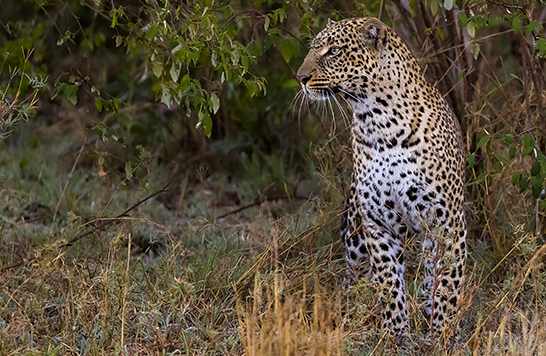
[
  {"xmin": 325, "ymin": 93, "xmax": 337, "ymax": 132},
  {"xmin": 338, "ymin": 88, "xmax": 366, "ymax": 106},
  {"xmin": 291, "ymin": 89, "xmax": 305, "ymax": 129},
  {"xmin": 319, "ymin": 91, "xmax": 328, "ymax": 122},
  {"xmin": 290, "ymin": 89, "xmax": 303, "ymax": 109},
  {"xmin": 292, "ymin": 89, "xmax": 307, "ymax": 119},
  {"xmin": 295, "ymin": 87, "xmax": 352, "ymax": 132},
  {"xmin": 333, "ymin": 88, "xmax": 352, "ymax": 107},
  {"xmin": 336, "ymin": 91, "xmax": 355, "ymax": 114},
  {"xmin": 328, "ymin": 87, "xmax": 351, "ymax": 127}
]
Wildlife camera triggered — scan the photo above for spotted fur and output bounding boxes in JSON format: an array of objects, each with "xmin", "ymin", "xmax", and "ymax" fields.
[{"xmin": 296, "ymin": 18, "xmax": 466, "ymax": 342}]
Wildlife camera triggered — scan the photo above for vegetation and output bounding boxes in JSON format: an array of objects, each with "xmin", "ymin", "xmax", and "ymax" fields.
[{"xmin": 1, "ymin": 0, "xmax": 546, "ymax": 354}]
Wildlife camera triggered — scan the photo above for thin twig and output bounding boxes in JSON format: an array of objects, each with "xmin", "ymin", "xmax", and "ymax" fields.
[
  {"xmin": 216, "ymin": 195, "xmax": 308, "ymax": 219},
  {"xmin": 0, "ymin": 165, "xmax": 177, "ymax": 273},
  {"xmin": 64, "ymin": 180, "xmax": 171, "ymax": 247},
  {"xmin": 65, "ymin": 165, "xmax": 176, "ymax": 247},
  {"xmin": 49, "ymin": 142, "xmax": 86, "ymax": 236}
]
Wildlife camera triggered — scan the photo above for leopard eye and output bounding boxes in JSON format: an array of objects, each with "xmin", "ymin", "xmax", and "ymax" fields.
[{"xmin": 325, "ymin": 46, "xmax": 340, "ymax": 56}]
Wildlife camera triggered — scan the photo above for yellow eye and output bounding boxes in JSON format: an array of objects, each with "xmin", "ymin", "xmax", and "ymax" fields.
[
  {"xmin": 322, "ymin": 46, "xmax": 340, "ymax": 56},
  {"xmin": 329, "ymin": 47, "xmax": 340, "ymax": 55}
]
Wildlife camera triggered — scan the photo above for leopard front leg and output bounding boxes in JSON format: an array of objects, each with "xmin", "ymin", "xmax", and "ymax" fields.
[
  {"xmin": 424, "ymin": 217, "xmax": 467, "ymax": 339},
  {"xmin": 341, "ymin": 175, "xmax": 369, "ymax": 282},
  {"xmin": 366, "ymin": 229, "xmax": 409, "ymax": 342}
]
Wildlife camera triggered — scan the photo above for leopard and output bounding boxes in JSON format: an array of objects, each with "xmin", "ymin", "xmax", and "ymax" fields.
[{"xmin": 296, "ymin": 17, "xmax": 467, "ymax": 343}]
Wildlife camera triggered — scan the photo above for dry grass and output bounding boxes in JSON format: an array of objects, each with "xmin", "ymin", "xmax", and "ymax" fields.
[{"xmin": 1, "ymin": 119, "xmax": 546, "ymax": 356}]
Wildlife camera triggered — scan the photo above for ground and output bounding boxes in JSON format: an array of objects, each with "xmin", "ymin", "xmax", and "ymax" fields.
[{"xmin": 1, "ymin": 111, "xmax": 546, "ymax": 356}]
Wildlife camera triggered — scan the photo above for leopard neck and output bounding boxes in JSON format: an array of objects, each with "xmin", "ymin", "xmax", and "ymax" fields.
[{"xmin": 346, "ymin": 79, "xmax": 433, "ymax": 157}]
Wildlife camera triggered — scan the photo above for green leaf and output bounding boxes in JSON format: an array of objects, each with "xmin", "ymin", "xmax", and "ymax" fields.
[
  {"xmin": 179, "ymin": 75, "xmax": 189, "ymax": 91},
  {"xmin": 169, "ymin": 64, "xmax": 180, "ymax": 82},
  {"xmin": 474, "ymin": 15, "xmax": 487, "ymax": 29},
  {"xmin": 523, "ymin": 146, "xmax": 534, "ymax": 157},
  {"xmin": 512, "ymin": 17, "xmax": 521, "ymax": 34},
  {"xmin": 282, "ymin": 39, "xmax": 293, "ymax": 63},
  {"xmin": 125, "ymin": 161, "xmax": 133, "ymax": 180},
  {"xmin": 301, "ymin": 13, "xmax": 310, "ymax": 32},
  {"xmin": 537, "ymin": 150, "xmax": 546, "ymax": 162},
  {"xmin": 430, "ymin": 0, "xmax": 438, "ymax": 15},
  {"xmin": 509, "ymin": 146, "xmax": 516, "ymax": 159},
  {"xmin": 197, "ymin": 111, "xmax": 213, "ymax": 138},
  {"xmin": 247, "ymin": 42, "xmax": 263, "ymax": 57},
  {"xmin": 148, "ymin": 24, "xmax": 158, "ymax": 41},
  {"xmin": 112, "ymin": 98, "xmax": 119, "ymax": 113},
  {"xmin": 487, "ymin": 15, "xmax": 502, "ymax": 27},
  {"xmin": 467, "ymin": 21, "xmax": 475, "ymax": 37},
  {"xmin": 210, "ymin": 92, "xmax": 220, "ymax": 114},
  {"xmin": 270, "ymin": 12, "xmax": 278, "ymax": 25},
  {"xmin": 512, "ymin": 171, "xmax": 522, "ymax": 185},
  {"xmin": 290, "ymin": 38, "xmax": 300, "ymax": 58},
  {"xmin": 476, "ymin": 135, "xmax": 490, "ymax": 149},
  {"xmin": 526, "ymin": 20, "xmax": 537, "ymax": 37},
  {"xmin": 458, "ymin": 14, "xmax": 468, "ymax": 28},
  {"xmin": 520, "ymin": 176, "xmax": 530, "ymax": 192},
  {"xmin": 531, "ymin": 176, "xmax": 543, "ymax": 198},
  {"xmin": 63, "ymin": 84, "xmax": 79, "ymax": 105},
  {"xmin": 444, "ymin": 0, "xmax": 453, "ymax": 10},
  {"xmin": 248, "ymin": 81, "xmax": 260, "ymax": 97},
  {"xmin": 531, "ymin": 161, "xmax": 541, "ymax": 176},
  {"xmin": 504, "ymin": 134, "xmax": 514, "ymax": 144},
  {"xmin": 161, "ymin": 84, "xmax": 172, "ymax": 107},
  {"xmin": 95, "ymin": 99, "xmax": 103, "ymax": 112},
  {"xmin": 152, "ymin": 61, "xmax": 163, "ymax": 78},
  {"xmin": 241, "ymin": 54, "xmax": 249, "ymax": 72},
  {"xmin": 468, "ymin": 153, "xmax": 475, "ymax": 168}
]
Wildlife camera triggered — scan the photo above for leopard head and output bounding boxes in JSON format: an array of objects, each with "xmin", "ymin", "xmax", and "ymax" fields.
[{"xmin": 297, "ymin": 18, "xmax": 396, "ymax": 103}]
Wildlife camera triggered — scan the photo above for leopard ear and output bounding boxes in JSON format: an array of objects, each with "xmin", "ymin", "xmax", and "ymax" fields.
[
  {"xmin": 360, "ymin": 17, "xmax": 388, "ymax": 49},
  {"xmin": 327, "ymin": 18, "xmax": 337, "ymax": 27}
]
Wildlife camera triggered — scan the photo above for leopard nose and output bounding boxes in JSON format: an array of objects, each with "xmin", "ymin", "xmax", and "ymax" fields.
[{"xmin": 297, "ymin": 74, "xmax": 312, "ymax": 85}]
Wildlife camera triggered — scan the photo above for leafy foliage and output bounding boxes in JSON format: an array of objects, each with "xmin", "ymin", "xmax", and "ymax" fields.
[{"xmin": 0, "ymin": 49, "xmax": 45, "ymax": 139}]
